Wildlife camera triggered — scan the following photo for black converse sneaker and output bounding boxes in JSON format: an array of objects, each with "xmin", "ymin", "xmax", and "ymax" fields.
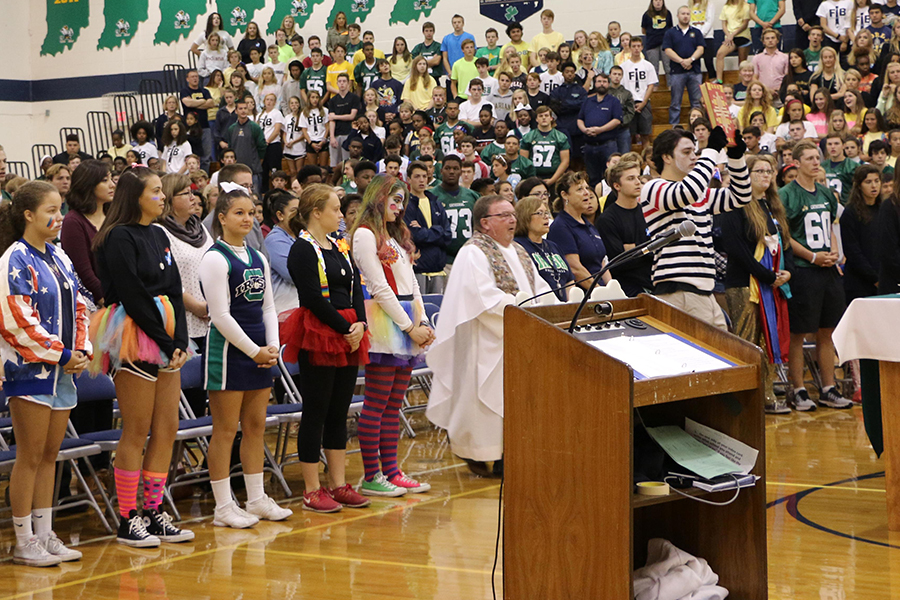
[
  {"xmin": 117, "ymin": 510, "xmax": 160, "ymax": 548},
  {"xmin": 143, "ymin": 508, "xmax": 195, "ymax": 543}
]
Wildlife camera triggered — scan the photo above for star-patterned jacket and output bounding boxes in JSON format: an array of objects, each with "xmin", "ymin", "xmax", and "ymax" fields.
[{"xmin": 0, "ymin": 239, "xmax": 91, "ymax": 397}]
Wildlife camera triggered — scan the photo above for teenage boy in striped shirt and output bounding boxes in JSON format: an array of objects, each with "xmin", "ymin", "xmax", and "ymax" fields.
[{"xmin": 640, "ymin": 127, "xmax": 750, "ymax": 329}]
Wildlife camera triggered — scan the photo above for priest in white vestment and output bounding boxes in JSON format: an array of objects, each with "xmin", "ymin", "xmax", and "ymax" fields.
[{"xmin": 426, "ymin": 195, "xmax": 551, "ymax": 475}]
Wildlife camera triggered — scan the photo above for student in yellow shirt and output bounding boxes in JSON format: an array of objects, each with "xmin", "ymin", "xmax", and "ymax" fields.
[
  {"xmin": 501, "ymin": 22, "xmax": 531, "ymax": 65},
  {"xmin": 402, "ymin": 56, "xmax": 438, "ymax": 110},
  {"xmin": 716, "ymin": 0, "xmax": 752, "ymax": 82},
  {"xmin": 352, "ymin": 31, "xmax": 386, "ymax": 66},
  {"xmin": 327, "ymin": 45, "xmax": 355, "ymax": 96},
  {"xmin": 390, "ymin": 37, "xmax": 413, "ymax": 83},
  {"xmin": 529, "ymin": 9, "xmax": 565, "ymax": 67},
  {"xmin": 451, "ymin": 39, "xmax": 480, "ymax": 100}
]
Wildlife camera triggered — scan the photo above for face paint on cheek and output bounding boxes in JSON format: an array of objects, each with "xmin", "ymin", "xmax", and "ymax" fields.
[{"xmin": 47, "ymin": 217, "xmax": 55, "ymax": 228}]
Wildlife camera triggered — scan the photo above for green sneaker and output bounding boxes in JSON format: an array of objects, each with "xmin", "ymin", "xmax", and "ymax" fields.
[{"xmin": 360, "ymin": 473, "xmax": 408, "ymax": 497}]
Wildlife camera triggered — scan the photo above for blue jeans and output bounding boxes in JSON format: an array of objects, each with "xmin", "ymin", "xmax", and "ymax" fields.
[
  {"xmin": 668, "ymin": 71, "xmax": 702, "ymax": 125},
  {"xmin": 615, "ymin": 127, "xmax": 632, "ymax": 154},
  {"xmin": 583, "ymin": 140, "xmax": 618, "ymax": 189}
]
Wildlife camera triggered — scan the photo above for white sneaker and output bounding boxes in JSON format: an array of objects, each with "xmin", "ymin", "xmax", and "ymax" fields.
[
  {"xmin": 245, "ymin": 495, "xmax": 292, "ymax": 521},
  {"xmin": 213, "ymin": 502, "xmax": 259, "ymax": 529},
  {"xmin": 42, "ymin": 533, "xmax": 82, "ymax": 562},
  {"xmin": 14, "ymin": 536, "xmax": 62, "ymax": 567}
]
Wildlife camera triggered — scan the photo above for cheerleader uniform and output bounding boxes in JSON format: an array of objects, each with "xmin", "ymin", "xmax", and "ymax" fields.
[{"xmin": 199, "ymin": 240, "xmax": 279, "ymax": 391}]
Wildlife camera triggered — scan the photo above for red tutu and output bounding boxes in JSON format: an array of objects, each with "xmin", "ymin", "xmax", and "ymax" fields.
[{"xmin": 280, "ymin": 307, "xmax": 370, "ymax": 367}]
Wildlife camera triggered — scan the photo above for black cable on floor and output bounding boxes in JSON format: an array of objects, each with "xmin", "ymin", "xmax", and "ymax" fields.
[{"xmin": 492, "ymin": 474, "xmax": 503, "ymax": 600}]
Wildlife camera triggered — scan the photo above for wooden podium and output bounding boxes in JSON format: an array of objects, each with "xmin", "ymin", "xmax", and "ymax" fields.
[{"xmin": 503, "ymin": 295, "xmax": 767, "ymax": 599}]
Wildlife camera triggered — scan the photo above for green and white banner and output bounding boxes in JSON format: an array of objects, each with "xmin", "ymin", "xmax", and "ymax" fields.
[
  {"xmin": 390, "ymin": 0, "xmax": 440, "ymax": 25},
  {"xmin": 155, "ymin": 0, "xmax": 207, "ymax": 45},
  {"xmin": 97, "ymin": 0, "xmax": 148, "ymax": 50},
  {"xmin": 41, "ymin": 0, "xmax": 90, "ymax": 56},
  {"xmin": 267, "ymin": 0, "xmax": 326, "ymax": 32},
  {"xmin": 216, "ymin": 0, "xmax": 266, "ymax": 35},
  {"xmin": 327, "ymin": 0, "xmax": 375, "ymax": 28}
]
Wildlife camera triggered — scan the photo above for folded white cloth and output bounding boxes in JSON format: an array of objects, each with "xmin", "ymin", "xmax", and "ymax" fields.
[{"xmin": 633, "ymin": 538, "xmax": 729, "ymax": 600}]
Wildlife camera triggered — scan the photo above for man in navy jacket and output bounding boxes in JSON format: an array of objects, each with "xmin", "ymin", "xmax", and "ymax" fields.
[
  {"xmin": 404, "ymin": 161, "xmax": 451, "ymax": 293},
  {"xmin": 550, "ymin": 61, "xmax": 588, "ymax": 163}
]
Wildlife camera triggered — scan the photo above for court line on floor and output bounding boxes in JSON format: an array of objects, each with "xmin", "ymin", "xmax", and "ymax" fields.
[
  {"xmin": 0, "ymin": 483, "xmax": 502, "ymax": 600},
  {"xmin": 767, "ymin": 480, "xmax": 885, "ymax": 493},
  {"xmin": 765, "ymin": 409, "xmax": 847, "ymax": 430},
  {"xmin": 243, "ymin": 546, "xmax": 496, "ymax": 575},
  {"xmin": 768, "ymin": 471, "xmax": 900, "ymax": 550},
  {"xmin": 0, "ymin": 462, "xmax": 473, "ymax": 559}
]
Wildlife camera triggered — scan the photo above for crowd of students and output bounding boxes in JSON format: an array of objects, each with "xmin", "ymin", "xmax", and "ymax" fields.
[{"xmin": 4, "ymin": 0, "xmax": 900, "ymax": 570}]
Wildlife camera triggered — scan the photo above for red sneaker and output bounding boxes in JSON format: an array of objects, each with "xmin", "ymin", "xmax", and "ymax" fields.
[
  {"xmin": 852, "ymin": 388, "xmax": 862, "ymax": 404},
  {"xmin": 388, "ymin": 472, "xmax": 431, "ymax": 494},
  {"xmin": 302, "ymin": 488, "xmax": 342, "ymax": 513},
  {"xmin": 330, "ymin": 484, "xmax": 371, "ymax": 508}
]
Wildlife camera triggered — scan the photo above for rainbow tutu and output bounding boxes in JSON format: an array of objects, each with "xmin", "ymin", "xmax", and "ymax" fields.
[
  {"xmin": 88, "ymin": 295, "xmax": 190, "ymax": 375},
  {"xmin": 364, "ymin": 298, "xmax": 425, "ymax": 360}
]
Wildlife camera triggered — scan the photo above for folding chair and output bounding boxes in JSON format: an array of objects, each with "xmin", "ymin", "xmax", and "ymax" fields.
[
  {"xmin": 273, "ymin": 346, "xmax": 305, "ymax": 469},
  {"xmin": 802, "ymin": 340, "xmax": 853, "ymax": 397},
  {"xmin": 167, "ymin": 359, "xmax": 292, "ymax": 516},
  {"xmin": 396, "ymin": 302, "xmax": 441, "ymax": 437},
  {"xmin": 0, "ymin": 390, "xmax": 114, "ymax": 533},
  {"xmin": 422, "ymin": 294, "xmax": 443, "ymax": 309},
  {"xmin": 71, "ymin": 372, "xmax": 126, "ymax": 525}
]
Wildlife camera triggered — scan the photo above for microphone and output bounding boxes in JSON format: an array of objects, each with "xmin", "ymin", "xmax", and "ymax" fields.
[
  {"xmin": 565, "ymin": 220, "xmax": 698, "ymax": 333},
  {"xmin": 515, "ymin": 221, "xmax": 697, "ymax": 308},
  {"xmin": 636, "ymin": 220, "xmax": 697, "ymax": 255}
]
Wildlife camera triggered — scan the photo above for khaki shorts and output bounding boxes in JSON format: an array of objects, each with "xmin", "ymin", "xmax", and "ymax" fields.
[{"xmin": 656, "ymin": 290, "xmax": 728, "ymax": 331}]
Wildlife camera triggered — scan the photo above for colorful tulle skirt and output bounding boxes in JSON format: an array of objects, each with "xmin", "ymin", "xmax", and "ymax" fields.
[
  {"xmin": 88, "ymin": 295, "xmax": 186, "ymax": 375},
  {"xmin": 365, "ymin": 298, "xmax": 424, "ymax": 366},
  {"xmin": 280, "ymin": 307, "xmax": 370, "ymax": 367}
]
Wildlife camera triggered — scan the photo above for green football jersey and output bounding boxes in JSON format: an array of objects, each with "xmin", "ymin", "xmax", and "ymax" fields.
[
  {"xmin": 412, "ymin": 41, "xmax": 444, "ymax": 78},
  {"xmin": 520, "ymin": 128, "xmax": 571, "ymax": 176},
  {"xmin": 480, "ymin": 142, "xmax": 504, "ymax": 162},
  {"xmin": 823, "ymin": 158, "xmax": 856, "ymax": 205},
  {"xmin": 346, "ymin": 41, "xmax": 362, "ymax": 56},
  {"xmin": 508, "ymin": 155, "xmax": 536, "ymax": 179},
  {"xmin": 436, "ymin": 121, "xmax": 470, "ymax": 157},
  {"xmin": 430, "ymin": 184, "xmax": 480, "ymax": 259},
  {"xmin": 299, "ymin": 66, "xmax": 327, "ymax": 98},
  {"xmin": 353, "ymin": 61, "xmax": 380, "ymax": 91},
  {"xmin": 780, "ymin": 180, "xmax": 838, "ymax": 268},
  {"xmin": 475, "ymin": 46, "xmax": 501, "ymax": 73}
]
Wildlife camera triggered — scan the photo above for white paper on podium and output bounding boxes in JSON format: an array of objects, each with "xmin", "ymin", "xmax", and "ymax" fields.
[
  {"xmin": 685, "ymin": 418, "xmax": 758, "ymax": 475},
  {"xmin": 586, "ymin": 333, "xmax": 733, "ymax": 380}
]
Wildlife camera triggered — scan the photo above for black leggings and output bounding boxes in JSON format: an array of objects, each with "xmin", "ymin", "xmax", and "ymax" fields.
[
  {"xmin": 261, "ymin": 141, "xmax": 283, "ymax": 191},
  {"xmin": 296, "ymin": 358, "xmax": 358, "ymax": 463}
]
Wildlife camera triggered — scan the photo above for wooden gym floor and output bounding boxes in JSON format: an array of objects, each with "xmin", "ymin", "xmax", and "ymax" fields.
[{"xmin": 0, "ymin": 404, "xmax": 896, "ymax": 599}]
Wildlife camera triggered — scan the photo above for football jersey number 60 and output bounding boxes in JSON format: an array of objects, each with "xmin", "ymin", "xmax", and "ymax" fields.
[{"xmin": 803, "ymin": 211, "xmax": 832, "ymax": 250}]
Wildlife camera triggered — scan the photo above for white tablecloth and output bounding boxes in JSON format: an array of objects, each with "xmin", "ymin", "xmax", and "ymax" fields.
[{"xmin": 833, "ymin": 296, "xmax": 900, "ymax": 363}]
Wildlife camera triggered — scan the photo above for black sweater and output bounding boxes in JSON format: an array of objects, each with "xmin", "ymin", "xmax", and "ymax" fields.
[
  {"xmin": 841, "ymin": 201, "xmax": 881, "ymax": 299},
  {"xmin": 595, "ymin": 201, "xmax": 652, "ymax": 297},
  {"xmin": 716, "ymin": 198, "xmax": 786, "ymax": 290},
  {"xmin": 95, "ymin": 224, "xmax": 189, "ymax": 357},
  {"xmin": 287, "ymin": 238, "xmax": 366, "ymax": 334},
  {"xmin": 878, "ymin": 198, "xmax": 900, "ymax": 295}
]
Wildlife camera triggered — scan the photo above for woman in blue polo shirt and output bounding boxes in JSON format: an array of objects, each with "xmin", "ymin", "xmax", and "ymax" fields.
[
  {"xmin": 514, "ymin": 195, "xmax": 574, "ymax": 301},
  {"xmin": 548, "ymin": 171, "xmax": 611, "ymax": 289}
]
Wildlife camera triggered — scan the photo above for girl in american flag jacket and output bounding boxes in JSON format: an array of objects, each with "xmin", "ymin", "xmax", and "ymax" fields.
[{"xmin": 0, "ymin": 180, "xmax": 91, "ymax": 567}]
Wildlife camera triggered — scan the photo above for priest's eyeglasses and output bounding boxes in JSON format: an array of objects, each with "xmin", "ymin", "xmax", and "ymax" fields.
[{"xmin": 485, "ymin": 212, "xmax": 517, "ymax": 220}]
